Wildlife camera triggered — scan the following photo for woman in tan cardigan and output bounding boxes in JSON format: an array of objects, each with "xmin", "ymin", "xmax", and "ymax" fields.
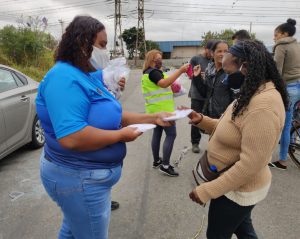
[{"xmin": 186, "ymin": 40, "xmax": 289, "ymax": 239}]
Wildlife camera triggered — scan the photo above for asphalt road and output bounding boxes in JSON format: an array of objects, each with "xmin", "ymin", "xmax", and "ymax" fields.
[{"xmin": 0, "ymin": 70, "xmax": 299, "ymax": 239}]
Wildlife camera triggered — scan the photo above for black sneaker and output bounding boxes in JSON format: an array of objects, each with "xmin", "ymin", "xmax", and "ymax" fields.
[
  {"xmin": 153, "ymin": 158, "xmax": 162, "ymax": 168},
  {"xmin": 111, "ymin": 201, "xmax": 120, "ymax": 211},
  {"xmin": 268, "ymin": 161, "xmax": 287, "ymax": 170},
  {"xmin": 159, "ymin": 165, "xmax": 179, "ymax": 177},
  {"xmin": 192, "ymin": 144, "xmax": 200, "ymax": 153}
]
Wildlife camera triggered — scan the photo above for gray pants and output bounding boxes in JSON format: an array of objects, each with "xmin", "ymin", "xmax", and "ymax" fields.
[{"xmin": 151, "ymin": 125, "xmax": 177, "ymax": 166}]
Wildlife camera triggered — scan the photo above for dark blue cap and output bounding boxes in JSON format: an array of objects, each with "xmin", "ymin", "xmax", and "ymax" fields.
[{"xmin": 228, "ymin": 43, "xmax": 247, "ymax": 59}]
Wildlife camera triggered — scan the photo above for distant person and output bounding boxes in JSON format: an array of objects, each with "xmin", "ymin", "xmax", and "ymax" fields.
[
  {"xmin": 141, "ymin": 49, "xmax": 189, "ymax": 176},
  {"xmin": 232, "ymin": 29, "xmax": 251, "ymax": 45},
  {"xmin": 36, "ymin": 16, "xmax": 174, "ymax": 239},
  {"xmin": 201, "ymin": 40, "xmax": 232, "ymax": 119},
  {"xmin": 188, "ymin": 40, "xmax": 214, "ymax": 153},
  {"xmin": 187, "ymin": 40, "xmax": 288, "ymax": 239},
  {"xmin": 269, "ymin": 18, "xmax": 300, "ymax": 170}
]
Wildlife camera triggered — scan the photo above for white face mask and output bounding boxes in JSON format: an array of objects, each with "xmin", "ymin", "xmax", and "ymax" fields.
[{"xmin": 89, "ymin": 46, "xmax": 110, "ymax": 70}]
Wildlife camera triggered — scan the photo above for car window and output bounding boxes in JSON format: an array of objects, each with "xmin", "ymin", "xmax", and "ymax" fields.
[
  {"xmin": 0, "ymin": 69, "xmax": 19, "ymax": 93},
  {"xmin": 12, "ymin": 72, "xmax": 25, "ymax": 87},
  {"xmin": 14, "ymin": 72, "xmax": 28, "ymax": 85}
]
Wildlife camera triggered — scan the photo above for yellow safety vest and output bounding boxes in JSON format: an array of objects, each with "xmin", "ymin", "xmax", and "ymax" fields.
[{"xmin": 141, "ymin": 68, "xmax": 175, "ymax": 114}]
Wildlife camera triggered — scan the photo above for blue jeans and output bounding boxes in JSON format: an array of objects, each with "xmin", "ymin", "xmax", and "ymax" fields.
[
  {"xmin": 40, "ymin": 154, "xmax": 122, "ymax": 239},
  {"xmin": 279, "ymin": 81, "xmax": 300, "ymax": 161}
]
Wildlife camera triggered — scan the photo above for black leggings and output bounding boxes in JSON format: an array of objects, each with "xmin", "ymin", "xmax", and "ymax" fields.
[
  {"xmin": 151, "ymin": 125, "xmax": 176, "ymax": 166},
  {"xmin": 207, "ymin": 196, "xmax": 258, "ymax": 239},
  {"xmin": 191, "ymin": 99, "xmax": 205, "ymax": 144}
]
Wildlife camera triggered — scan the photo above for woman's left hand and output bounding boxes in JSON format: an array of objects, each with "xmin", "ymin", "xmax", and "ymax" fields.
[
  {"xmin": 189, "ymin": 188, "xmax": 204, "ymax": 206},
  {"xmin": 193, "ymin": 64, "xmax": 201, "ymax": 77},
  {"xmin": 118, "ymin": 77, "xmax": 126, "ymax": 91},
  {"xmin": 154, "ymin": 112, "xmax": 175, "ymax": 127}
]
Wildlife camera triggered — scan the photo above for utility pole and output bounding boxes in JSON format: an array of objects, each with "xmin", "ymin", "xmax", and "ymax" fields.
[
  {"xmin": 250, "ymin": 21, "xmax": 252, "ymax": 34},
  {"xmin": 107, "ymin": 0, "xmax": 126, "ymax": 58},
  {"xmin": 135, "ymin": 0, "xmax": 147, "ymax": 65},
  {"xmin": 58, "ymin": 19, "xmax": 64, "ymax": 36}
]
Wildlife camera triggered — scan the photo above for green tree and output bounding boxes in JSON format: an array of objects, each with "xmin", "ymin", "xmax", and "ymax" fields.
[
  {"xmin": 201, "ymin": 29, "xmax": 256, "ymax": 47},
  {"xmin": 0, "ymin": 25, "xmax": 56, "ymax": 66},
  {"xmin": 122, "ymin": 27, "xmax": 140, "ymax": 59},
  {"xmin": 139, "ymin": 40, "xmax": 160, "ymax": 59},
  {"xmin": 122, "ymin": 27, "xmax": 160, "ymax": 59}
]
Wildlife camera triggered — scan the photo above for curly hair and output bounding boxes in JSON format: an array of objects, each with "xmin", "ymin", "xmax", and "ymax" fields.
[
  {"xmin": 55, "ymin": 15, "xmax": 105, "ymax": 72},
  {"xmin": 231, "ymin": 40, "xmax": 289, "ymax": 120}
]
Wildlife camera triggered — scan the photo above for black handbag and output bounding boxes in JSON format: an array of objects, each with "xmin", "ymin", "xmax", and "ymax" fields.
[{"xmin": 192, "ymin": 151, "xmax": 233, "ymax": 185}]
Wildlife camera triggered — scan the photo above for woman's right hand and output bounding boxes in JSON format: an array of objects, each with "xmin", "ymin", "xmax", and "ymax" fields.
[
  {"xmin": 179, "ymin": 63, "xmax": 190, "ymax": 74},
  {"xmin": 177, "ymin": 106, "xmax": 203, "ymax": 125},
  {"xmin": 119, "ymin": 127, "xmax": 143, "ymax": 142}
]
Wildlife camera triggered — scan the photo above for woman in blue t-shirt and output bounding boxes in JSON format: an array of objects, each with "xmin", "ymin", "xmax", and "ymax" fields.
[{"xmin": 36, "ymin": 16, "xmax": 172, "ymax": 239}]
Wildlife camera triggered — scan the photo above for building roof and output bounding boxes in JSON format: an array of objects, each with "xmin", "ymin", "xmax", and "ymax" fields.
[{"xmin": 155, "ymin": 41, "xmax": 202, "ymax": 52}]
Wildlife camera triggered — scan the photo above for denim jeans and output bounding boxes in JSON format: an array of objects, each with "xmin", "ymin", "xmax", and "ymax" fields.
[
  {"xmin": 207, "ymin": 196, "xmax": 258, "ymax": 239},
  {"xmin": 279, "ymin": 81, "xmax": 300, "ymax": 161},
  {"xmin": 40, "ymin": 154, "xmax": 122, "ymax": 239},
  {"xmin": 151, "ymin": 125, "xmax": 177, "ymax": 166}
]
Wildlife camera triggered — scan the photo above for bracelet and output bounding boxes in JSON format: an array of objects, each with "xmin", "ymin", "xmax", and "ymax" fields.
[
  {"xmin": 197, "ymin": 113, "xmax": 204, "ymax": 124},
  {"xmin": 192, "ymin": 113, "xmax": 203, "ymax": 125},
  {"xmin": 199, "ymin": 113, "xmax": 204, "ymax": 122}
]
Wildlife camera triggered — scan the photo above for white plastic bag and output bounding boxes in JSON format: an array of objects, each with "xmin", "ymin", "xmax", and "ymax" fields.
[
  {"xmin": 103, "ymin": 57, "xmax": 130, "ymax": 99},
  {"xmin": 172, "ymin": 81, "xmax": 187, "ymax": 97}
]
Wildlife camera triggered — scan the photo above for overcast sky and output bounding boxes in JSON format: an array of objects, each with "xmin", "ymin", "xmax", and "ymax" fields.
[{"xmin": 0, "ymin": 0, "xmax": 300, "ymax": 50}]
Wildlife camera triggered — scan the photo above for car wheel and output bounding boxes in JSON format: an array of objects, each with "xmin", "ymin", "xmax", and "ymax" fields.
[{"xmin": 29, "ymin": 116, "xmax": 45, "ymax": 149}]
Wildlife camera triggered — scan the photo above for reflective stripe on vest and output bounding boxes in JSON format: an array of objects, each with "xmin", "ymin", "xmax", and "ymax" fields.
[
  {"xmin": 143, "ymin": 88, "xmax": 170, "ymax": 97},
  {"xmin": 145, "ymin": 94, "xmax": 173, "ymax": 104}
]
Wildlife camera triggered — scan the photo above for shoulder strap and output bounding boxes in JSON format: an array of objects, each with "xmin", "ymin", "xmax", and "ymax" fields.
[{"xmin": 144, "ymin": 67, "xmax": 155, "ymax": 75}]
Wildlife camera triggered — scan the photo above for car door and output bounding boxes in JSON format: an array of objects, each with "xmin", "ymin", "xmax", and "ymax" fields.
[
  {"xmin": 0, "ymin": 68, "xmax": 33, "ymax": 151},
  {"xmin": 0, "ymin": 104, "xmax": 7, "ymax": 156}
]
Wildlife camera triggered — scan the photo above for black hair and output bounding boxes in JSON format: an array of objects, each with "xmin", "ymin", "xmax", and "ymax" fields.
[
  {"xmin": 275, "ymin": 18, "xmax": 297, "ymax": 36},
  {"xmin": 232, "ymin": 30, "xmax": 251, "ymax": 41},
  {"xmin": 55, "ymin": 15, "xmax": 105, "ymax": 72},
  {"xmin": 211, "ymin": 40, "xmax": 229, "ymax": 52},
  {"xmin": 231, "ymin": 40, "xmax": 289, "ymax": 120},
  {"xmin": 205, "ymin": 40, "xmax": 216, "ymax": 49}
]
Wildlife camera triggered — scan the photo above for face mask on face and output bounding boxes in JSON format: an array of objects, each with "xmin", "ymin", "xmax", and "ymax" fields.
[
  {"xmin": 89, "ymin": 46, "xmax": 110, "ymax": 70},
  {"xmin": 227, "ymin": 64, "xmax": 245, "ymax": 91},
  {"xmin": 154, "ymin": 59, "xmax": 162, "ymax": 69}
]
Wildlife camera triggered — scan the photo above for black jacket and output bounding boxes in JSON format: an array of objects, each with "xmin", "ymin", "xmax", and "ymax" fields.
[{"xmin": 202, "ymin": 62, "xmax": 233, "ymax": 118}]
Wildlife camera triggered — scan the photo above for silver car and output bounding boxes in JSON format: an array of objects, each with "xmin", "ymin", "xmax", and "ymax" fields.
[{"xmin": 0, "ymin": 64, "xmax": 44, "ymax": 160}]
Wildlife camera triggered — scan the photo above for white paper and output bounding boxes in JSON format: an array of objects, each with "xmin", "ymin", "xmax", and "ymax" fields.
[
  {"xmin": 127, "ymin": 124, "xmax": 156, "ymax": 132},
  {"xmin": 162, "ymin": 109, "xmax": 193, "ymax": 121}
]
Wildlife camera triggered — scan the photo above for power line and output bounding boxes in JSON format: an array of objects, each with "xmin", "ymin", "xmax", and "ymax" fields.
[
  {"xmin": 0, "ymin": 0, "xmax": 107, "ymax": 15},
  {"xmin": 237, "ymin": 0, "xmax": 300, "ymax": 2},
  {"xmin": 145, "ymin": 1, "xmax": 300, "ymax": 12},
  {"xmin": 146, "ymin": 10, "xmax": 299, "ymax": 18},
  {"xmin": 145, "ymin": 16, "xmax": 283, "ymax": 26}
]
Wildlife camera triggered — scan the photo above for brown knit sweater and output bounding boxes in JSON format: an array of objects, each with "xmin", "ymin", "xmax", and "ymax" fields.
[{"xmin": 195, "ymin": 82, "xmax": 285, "ymax": 206}]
